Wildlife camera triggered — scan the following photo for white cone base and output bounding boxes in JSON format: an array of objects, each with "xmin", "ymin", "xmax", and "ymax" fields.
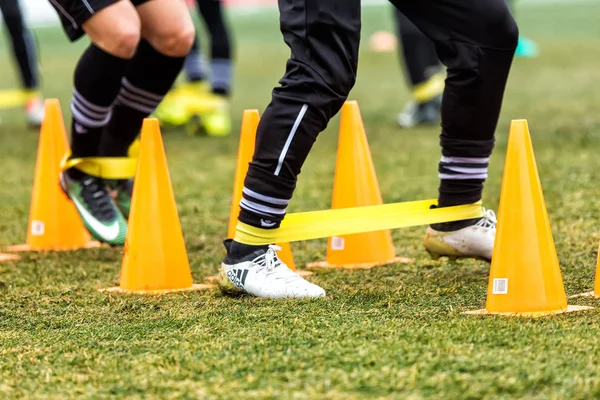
[
  {"xmin": 7, "ymin": 241, "xmax": 103, "ymax": 252},
  {"xmin": 0, "ymin": 253, "xmax": 19, "ymax": 261},
  {"xmin": 570, "ymin": 291, "xmax": 600, "ymax": 298},
  {"xmin": 99, "ymin": 283, "xmax": 214, "ymax": 295},
  {"xmin": 307, "ymin": 256, "xmax": 412, "ymax": 270},
  {"xmin": 464, "ymin": 304, "xmax": 593, "ymax": 318}
]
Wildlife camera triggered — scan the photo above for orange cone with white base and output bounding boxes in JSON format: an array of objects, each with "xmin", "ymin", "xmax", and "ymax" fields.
[
  {"xmin": 0, "ymin": 253, "xmax": 19, "ymax": 262},
  {"xmin": 7, "ymin": 99, "xmax": 100, "ymax": 252},
  {"xmin": 308, "ymin": 101, "xmax": 410, "ymax": 269},
  {"xmin": 224, "ymin": 110, "xmax": 307, "ymax": 274},
  {"xmin": 571, "ymin": 244, "xmax": 600, "ymax": 298},
  {"xmin": 101, "ymin": 119, "xmax": 211, "ymax": 294},
  {"xmin": 466, "ymin": 120, "xmax": 591, "ymax": 316}
]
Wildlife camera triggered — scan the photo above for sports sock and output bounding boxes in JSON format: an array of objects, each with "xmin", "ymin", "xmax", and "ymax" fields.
[
  {"xmin": 69, "ymin": 44, "xmax": 130, "ymax": 162},
  {"xmin": 184, "ymin": 38, "xmax": 208, "ymax": 82},
  {"xmin": 98, "ymin": 40, "xmax": 185, "ymax": 157},
  {"xmin": 211, "ymin": 58, "xmax": 232, "ymax": 96},
  {"xmin": 431, "ymin": 154, "xmax": 489, "ymax": 231},
  {"xmin": 228, "ymin": 240, "xmax": 268, "ymax": 259}
]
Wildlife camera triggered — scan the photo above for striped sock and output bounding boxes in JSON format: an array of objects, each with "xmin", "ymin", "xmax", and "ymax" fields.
[
  {"xmin": 69, "ymin": 44, "xmax": 129, "ymax": 159},
  {"xmin": 238, "ymin": 186, "xmax": 291, "ymax": 229},
  {"xmin": 99, "ymin": 40, "xmax": 185, "ymax": 157},
  {"xmin": 433, "ymin": 155, "xmax": 488, "ymax": 231}
]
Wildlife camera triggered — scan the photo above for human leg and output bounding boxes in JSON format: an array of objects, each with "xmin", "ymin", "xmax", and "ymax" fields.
[
  {"xmin": 394, "ymin": 8, "xmax": 444, "ymax": 128},
  {"xmin": 0, "ymin": 0, "xmax": 45, "ymax": 125},
  {"xmin": 391, "ymin": 0, "xmax": 518, "ymax": 260},
  {"xmin": 219, "ymin": 0, "xmax": 361, "ymax": 299},
  {"xmin": 48, "ymin": 0, "xmax": 141, "ymax": 244}
]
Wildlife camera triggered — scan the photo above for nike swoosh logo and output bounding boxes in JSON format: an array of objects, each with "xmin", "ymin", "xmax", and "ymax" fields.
[{"xmin": 71, "ymin": 195, "xmax": 120, "ymax": 241}]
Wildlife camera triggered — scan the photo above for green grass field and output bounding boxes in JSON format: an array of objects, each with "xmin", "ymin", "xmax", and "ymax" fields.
[{"xmin": 2, "ymin": 2, "xmax": 600, "ymax": 398}]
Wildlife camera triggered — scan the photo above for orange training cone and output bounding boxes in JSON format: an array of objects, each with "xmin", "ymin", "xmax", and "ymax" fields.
[
  {"xmin": 7, "ymin": 99, "xmax": 100, "ymax": 252},
  {"xmin": 222, "ymin": 110, "xmax": 309, "ymax": 276},
  {"xmin": 308, "ymin": 101, "xmax": 411, "ymax": 269},
  {"xmin": 572, "ymin": 243, "xmax": 600, "ymax": 298},
  {"xmin": 101, "ymin": 119, "xmax": 211, "ymax": 294},
  {"xmin": 466, "ymin": 120, "xmax": 591, "ymax": 316}
]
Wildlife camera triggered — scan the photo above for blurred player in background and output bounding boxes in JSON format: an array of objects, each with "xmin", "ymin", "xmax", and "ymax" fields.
[
  {"xmin": 394, "ymin": 9, "xmax": 444, "ymax": 128},
  {"xmin": 394, "ymin": 0, "xmax": 537, "ymax": 128},
  {"xmin": 49, "ymin": 0, "xmax": 194, "ymax": 245},
  {"xmin": 0, "ymin": 0, "xmax": 44, "ymax": 126},
  {"xmin": 155, "ymin": 0, "xmax": 233, "ymax": 137}
]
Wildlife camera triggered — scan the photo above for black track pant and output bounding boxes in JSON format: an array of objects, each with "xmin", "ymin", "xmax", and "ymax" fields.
[
  {"xmin": 394, "ymin": 9, "xmax": 440, "ymax": 87},
  {"xmin": 0, "ymin": 0, "xmax": 39, "ymax": 89},
  {"xmin": 238, "ymin": 0, "xmax": 518, "ymax": 229}
]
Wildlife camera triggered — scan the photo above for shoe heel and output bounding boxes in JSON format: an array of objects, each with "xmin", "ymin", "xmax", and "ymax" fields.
[
  {"xmin": 426, "ymin": 250, "xmax": 441, "ymax": 261},
  {"xmin": 217, "ymin": 269, "xmax": 244, "ymax": 296}
]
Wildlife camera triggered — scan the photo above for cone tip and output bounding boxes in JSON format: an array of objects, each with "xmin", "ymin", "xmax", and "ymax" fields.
[
  {"xmin": 342, "ymin": 100, "xmax": 359, "ymax": 111},
  {"xmin": 44, "ymin": 98, "xmax": 60, "ymax": 112},
  {"xmin": 141, "ymin": 118, "xmax": 162, "ymax": 140},
  {"xmin": 142, "ymin": 117, "xmax": 160, "ymax": 127},
  {"xmin": 510, "ymin": 119, "xmax": 529, "ymax": 129}
]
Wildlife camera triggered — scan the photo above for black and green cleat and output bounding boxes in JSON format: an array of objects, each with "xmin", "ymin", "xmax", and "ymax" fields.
[{"xmin": 60, "ymin": 170, "xmax": 128, "ymax": 245}]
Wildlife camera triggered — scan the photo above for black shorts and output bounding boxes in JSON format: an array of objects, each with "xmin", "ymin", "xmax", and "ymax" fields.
[{"xmin": 48, "ymin": 0, "xmax": 151, "ymax": 41}]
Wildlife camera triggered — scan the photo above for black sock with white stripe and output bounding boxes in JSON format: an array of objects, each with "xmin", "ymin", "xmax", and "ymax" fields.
[
  {"xmin": 69, "ymin": 44, "xmax": 129, "ymax": 162},
  {"xmin": 432, "ymin": 154, "xmax": 490, "ymax": 231},
  {"xmin": 99, "ymin": 40, "xmax": 185, "ymax": 157},
  {"xmin": 238, "ymin": 171, "xmax": 294, "ymax": 229}
]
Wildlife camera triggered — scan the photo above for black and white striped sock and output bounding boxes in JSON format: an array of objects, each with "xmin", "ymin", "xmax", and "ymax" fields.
[
  {"xmin": 99, "ymin": 40, "xmax": 185, "ymax": 157},
  {"xmin": 438, "ymin": 155, "xmax": 489, "ymax": 206},
  {"xmin": 433, "ymin": 155, "xmax": 489, "ymax": 231},
  {"xmin": 238, "ymin": 186, "xmax": 291, "ymax": 230},
  {"xmin": 69, "ymin": 44, "xmax": 129, "ymax": 160}
]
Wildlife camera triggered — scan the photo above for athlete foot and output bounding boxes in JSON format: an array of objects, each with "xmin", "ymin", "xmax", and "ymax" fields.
[
  {"xmin": 424, "ymin": 208, "xmax": 496, "ymax": 262},
  {"xmin": 397, "ymin": 95, "xmax": 442, "ymax": 128},
  {"xmin": 60, "ymin": 169, "xmax": 128, "ymax": 245},
  {"xmin": 25, "ymin": 96, "xmax": 45, "ymax": 128},
  {"xmin": 106, "ymin": 179, "xmax": 134, "ymax": 219},
  {"xmin": 201, "ymin": 96, "xmax": 231, "ymax": 137},
  {"xmin": 219, "ymin": 241, "xmax": 326, "ymax": 299}
]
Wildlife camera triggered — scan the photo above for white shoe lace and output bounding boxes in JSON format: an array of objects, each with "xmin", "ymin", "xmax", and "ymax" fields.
[
  {"xmin": 252, "ymin": 245, "xmax": 302, "ymax": 283},
  {"xmin": 475, "ymin": 208, "xmax": 497, "ymax": 229}
]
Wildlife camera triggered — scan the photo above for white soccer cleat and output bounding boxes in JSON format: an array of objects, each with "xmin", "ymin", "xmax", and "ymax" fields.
[
  {"xmin": 219, "ymin": 244, "xmax": 326, "ymax": 299},
  {"xmin": 25, "ymin": 96, "xmax": 45, "ymax": 128},
  {"xmin": 424, "ymin": 208, "xmax": 497, "ymax": 261}
]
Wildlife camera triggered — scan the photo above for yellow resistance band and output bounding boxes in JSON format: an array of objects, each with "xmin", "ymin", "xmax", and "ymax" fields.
[
  {"xmin": 234, "ymin": 200, "xmax": 483, "ymax": 245},
  {"xmin": 61, "ymin": 151, "xmax": 137, "ymax": 180},
  {"xmin": 413, "ymin": 73, "xmax": 445, "ymax": 104},
  {"xmin": 0, "ymin": 89, "xmax": 38, "ymax": 109}
]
